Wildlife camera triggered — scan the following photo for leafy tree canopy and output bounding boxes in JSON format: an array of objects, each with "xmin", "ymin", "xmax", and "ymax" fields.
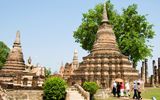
[
  {"xmin": 0, "ymin": 41, "xmax": 10, "ymax": 69},
  {"xmin": 73, "ymin": 1, "xmax": 155, "ymax": 67},
  {"xmin": 45, "ymin": 67, "xmax": 52, "ymax": 78},
  {"xmin": 43, "ymin": 77, "xmax": 67, "ymax": 100}
]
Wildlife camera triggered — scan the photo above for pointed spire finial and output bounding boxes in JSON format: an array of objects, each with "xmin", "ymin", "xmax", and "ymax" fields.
[
  {"xmin": 102, "ymin": 2, "xmax": 109, "ymax": 23},
  {"xmin": 73, "ymin": 49, "xmax": 78, "ymax": 60},
  {"xmin": 73, "ymin": 49, "xmax": 78, "ymax": 64},
  {"xmin": 74, "ymin": 49, "xmax": 78, "ymax": 53},
  {"xmin": 14, "ymin": 30, "xmax": 21, "ymax": 44}
]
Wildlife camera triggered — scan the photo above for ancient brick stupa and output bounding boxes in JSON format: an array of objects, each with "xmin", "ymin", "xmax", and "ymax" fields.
[
  {"xmin": 71, "ymin": 3, "xmax": 139, "ymax": 88},
  {"xmin": 59, "ymin": 49, "xmax": 79, "ymax": 81},
  {"xmin": 0, "ymin": 31, "xmax": 45, "ymax": 88},
  {"xmin": 2, "ymin": 31, "xmax": 25, "ymax": 72}
]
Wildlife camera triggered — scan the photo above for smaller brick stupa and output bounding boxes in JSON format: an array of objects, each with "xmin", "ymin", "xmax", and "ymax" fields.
[
  {"xmin": 1, "ymin": 31, "xmax": 25, "ymax": 72},
  {"xmin": 0, "ymin": 31, "xmax": 45, "ymax": 88}
]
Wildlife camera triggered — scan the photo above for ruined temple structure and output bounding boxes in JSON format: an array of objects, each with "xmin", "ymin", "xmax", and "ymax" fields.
[
  {"xmin": 152, "ymin": 60, "xmax": 158, "ymax": 85},
  {"xmin": 59, "ymin": 49, "xmax": 79, "ymax": 82},
  {"xmin": 0, "ymin": 31, "xmax": 45, "ymax": 89},
  {"xmin": 141, "ymin": 58, "xmax": 160, "ymax": 87},
  {"xmin": 149, "ymin": 59, "xmax": 160, "ymax": 86},
  {"xmin": 70, "ymin": 4, "xmax": 139, "ymax": 88}
]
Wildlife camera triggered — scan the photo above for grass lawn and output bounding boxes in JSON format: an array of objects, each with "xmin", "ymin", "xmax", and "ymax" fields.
[
  {"xmin": 141, "ymin": 88, "xmax": 160, "ymax": 100},
  {"xmin": 95, "ymin": 88, "xmax": 160, "ymax": 100}
]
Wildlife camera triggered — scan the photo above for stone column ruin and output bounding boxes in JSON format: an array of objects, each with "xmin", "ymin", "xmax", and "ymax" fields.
[
  {"xmin": 141, "ymin": 61, "xmax": 145, "ymax": 83},
  {"xmin": 152, "ymin": 60, "xmax": 157, "ymax": 84},
  {"xmin": 158, "ymin": 58, "xmax": 160, "ymax": 84},
  {"xmin": 150, "ymin": 75, "xmax": 155, "ymax": 87},
  {"xmin": 154, "ymin": 66, "xmax": 158, "ymax": 84},
  {"xmin": 156, "ymin": 69, "xmax": 159, "ymax": 85},
  {"xmin": 145, "ymin": 59, "xmax": 148, "ymax": 83}
]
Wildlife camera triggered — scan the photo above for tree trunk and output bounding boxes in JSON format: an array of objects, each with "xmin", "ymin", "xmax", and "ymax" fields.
[
  {"xmin": 90, "ymin": 94, "xmax": 94, "ymax": 100},
  {"xmin": 133, "ymin": 62, "xmax": 137, "ymax": 69}
]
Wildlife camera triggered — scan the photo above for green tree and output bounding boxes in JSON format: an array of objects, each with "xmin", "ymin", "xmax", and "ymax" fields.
[
  {"xmin": 45, "ymin": 67, "xmax": 52, "ymax": 78},
  {"xmin": 0, "ymin": 41, "xmax": 10, "ymax": 69},
  {"xmin": 73, "ymin": 1, "xmax": 155, "ymax": 68},
  {"xmin": 43, "ymin": 77, "xmax": 67, "ymax": 100},
  {"xmin": 83, "ymin": 82, "xmax": 99, "ymax": 100}
]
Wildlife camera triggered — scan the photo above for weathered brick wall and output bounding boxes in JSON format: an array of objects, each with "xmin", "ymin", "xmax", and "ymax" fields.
[{"xmin": 7, "ymin": 90, "xmax": 43, "ymax": 100}]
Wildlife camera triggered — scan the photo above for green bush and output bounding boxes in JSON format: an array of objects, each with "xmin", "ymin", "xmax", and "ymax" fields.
[
  {"xmin": 43, "ymin": 77, "xmax": 67, "ymax": 100},
  {"xmin": 0, "ymin": 41, "xmax": 10, "ymax": 69},
  {"xmin": 83, "ymin": 82, "xmax": 99, "ymax": 95}
]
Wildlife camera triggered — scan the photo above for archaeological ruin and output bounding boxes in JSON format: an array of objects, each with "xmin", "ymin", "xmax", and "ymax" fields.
[
  {"xmin": 0, "ymin": 31, "xmax": 45, "ymax": 99},
  {"xmin": 64, "ymin": 4, "xmax": 139, "ymax": 88}
]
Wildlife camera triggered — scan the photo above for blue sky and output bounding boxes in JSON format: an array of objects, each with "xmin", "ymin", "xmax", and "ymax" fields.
[{"xmin": 0, "ymin": 0, "xmax": 159, "ymax": 75}]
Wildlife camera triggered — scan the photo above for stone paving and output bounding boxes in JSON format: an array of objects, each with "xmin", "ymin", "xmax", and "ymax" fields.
[{"xmin": 66, "ymin": 86, "xmax": 85, "ymax": 100}]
